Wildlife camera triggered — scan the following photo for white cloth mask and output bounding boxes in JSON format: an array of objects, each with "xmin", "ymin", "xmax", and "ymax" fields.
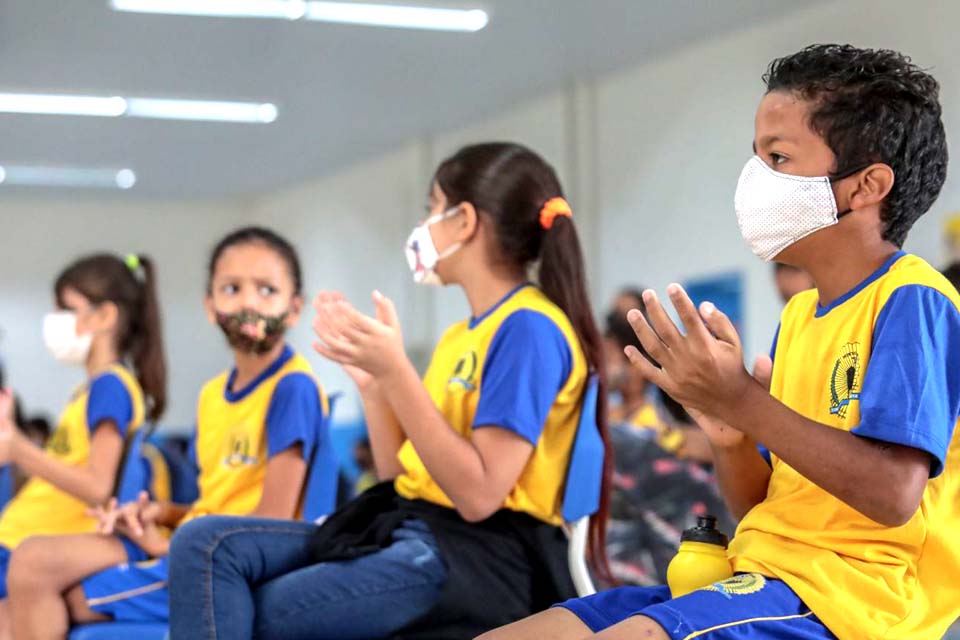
[
  {"xmin": 404, "ymin": 207, "xmax": 463, "ymax": 286},
  {"xmin": 43, "ymin": 311, "xmax": 93, "ymax": 366}
]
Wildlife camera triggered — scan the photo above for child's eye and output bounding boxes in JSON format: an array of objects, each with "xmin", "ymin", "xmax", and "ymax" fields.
[
  {"xmin": 770, "ymin": 152, "xmax": 788, "ymax": 166},
  {"xmin": 221, "ymin": 284, "xmax": 239, "ymax": 295},
  {"xmin": 258, "ymin": 285, "xmax": 278, "ymax": 296}
]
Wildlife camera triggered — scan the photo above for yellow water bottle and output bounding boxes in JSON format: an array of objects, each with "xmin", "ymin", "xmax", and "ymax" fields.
[{"xmin": 666, "ymin": 515, "xmax": 733, "ymax": 598}]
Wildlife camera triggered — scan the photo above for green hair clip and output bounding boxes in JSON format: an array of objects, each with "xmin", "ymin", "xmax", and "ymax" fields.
[{"xmin": 125, "ymin": 253, "xmax": 141, "ymax": 272}]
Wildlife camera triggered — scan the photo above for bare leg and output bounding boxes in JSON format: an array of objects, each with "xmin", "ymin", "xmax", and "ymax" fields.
[
  {"xmin": 8, "ymin": 534, "xmax": 128, "ymax": 640},
  {"xmin": 593, "ymin": 615, "xmax": 670, "ymax": 640},
  {"xmin": 476, "ymin": 607, "xmax": 594, "ymax": 640},
  {"xmin": 0, "ymin": 599, "xmax": 12, "ymax": 640}
]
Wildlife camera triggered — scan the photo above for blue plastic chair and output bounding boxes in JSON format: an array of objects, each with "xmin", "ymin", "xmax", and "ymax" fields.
[
  {"xmin": 561, "ymin": 375, "xmax": 604, "ymax": 596},
  {"xmin": 68, "ymin": 396, "xmax": 341, "ymax": 640}
]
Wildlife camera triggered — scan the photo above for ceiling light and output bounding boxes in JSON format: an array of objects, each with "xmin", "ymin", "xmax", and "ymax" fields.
[
  {"xmin": 111, "ymin": 0, "xmax": 489, "ymax": 32},
  {"xmin": 0, "ymin": 93, "xmax": 127, "ymax": 117},
  {"xmin": 0, "ymin": 166, "xmax": 138, "ymax": 190},
  {"xmin": 0, "ymin": 92, "xmax": 277, "ymax": 123}
]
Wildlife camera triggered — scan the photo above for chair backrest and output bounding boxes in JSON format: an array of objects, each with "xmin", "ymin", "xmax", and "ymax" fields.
[
  {"xmin": 561, "ymin": 375, "xmax": 604, "ymax": 597},
  {"xmin": 301, "ymin": 392, "xmax": 342, "ymax": 522},
  {"xmin": 561, "ymin": 375, "xmax": 603, "ymax": 522},
  {"xmin": 114, "ymin": 429, "xmax": 153, "ymax": 504}
]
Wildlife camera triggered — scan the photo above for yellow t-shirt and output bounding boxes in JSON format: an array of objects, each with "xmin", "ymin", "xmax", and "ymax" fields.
[
  {"xmin": 0, "ymin": 365, "xmax": 144, "ymax": 549},
  {"xmin": 394, "ymin": 284, "xmax": 588, "ymax": 526},
  {"xmin": 730, "ymin": 253, "xmax": 960, "ymax": 640},
  {"xmin": 180, "ymin": 346, "xmax": 328, "ymax": 525}
]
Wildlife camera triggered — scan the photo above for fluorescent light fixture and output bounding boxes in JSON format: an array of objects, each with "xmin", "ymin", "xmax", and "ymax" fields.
[
  {"xmin": 125, "ymin": 98, "xmax": 278, "ymax": 123},
  {"xmin": 111, "ymin": 0, "xmax": 308, "ymax": 20},
  {"xmin": 0, "ymin": 93, "xmax": 126, "ymax": 117},
  {"xmin": 0, "ymin": 166, "xmax": 137, "ymax": 190},
  {"xmin": 111, "ymin": 0, "xmax": 489, "ymax": 32},
  {"xmin": 0, "ymin": 92, "xmax": 277, "ymax": 123},
  {"xmin": 305, "ymin": 2, "xmax": 488, "ymax": 31}
]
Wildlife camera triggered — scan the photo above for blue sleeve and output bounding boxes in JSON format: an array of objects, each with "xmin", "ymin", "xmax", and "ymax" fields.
[
  {"xmin": 769, "ymin": 324, "xmax": 781, "ymax": 364},
  {"xmin": 86, "ymin": 373, "xmax": 134, "ymax": 437},
  {"xmin": 265, "ymin": 373, "xmax": 324, "ymax": 462},
  {"xmin": 472, "ymin": 310, "xmax": 573, "ymax": 444},
  {"xmin": 853, "ymin": 286, "xmax": 960, "ymax": 477}
]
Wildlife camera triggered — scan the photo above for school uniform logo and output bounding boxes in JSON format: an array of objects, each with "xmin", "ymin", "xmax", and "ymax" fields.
[
  {"xmin": 223, "ymin": 430, "xmax": 259, "ymax": 467},
  {"xmin": 829, "ymin": 342, "xmax": 861, "ymax": 419},
  {"xmin": 46, "ymin": 424, "xmax": 71, "ymax": 456},
  {"xmin": 704, "ymin": 573, "xmax": 767, "ymax": 597},
  {"xmin": 449, "ymin": 350, "xmax": 478, "ymax": 390}
]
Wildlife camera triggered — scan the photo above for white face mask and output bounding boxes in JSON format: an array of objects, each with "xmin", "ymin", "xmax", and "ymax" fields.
[
  {"xmin": 404, "ymin": 207, "xmax": 463, "ymax": 286},
  {"xmin": 734, "ymin": 155, "xmax": 854, "ymax": 262},
  {"xmin": 43, "ymin": 311, "xmax": 93, "ymax": 366}
]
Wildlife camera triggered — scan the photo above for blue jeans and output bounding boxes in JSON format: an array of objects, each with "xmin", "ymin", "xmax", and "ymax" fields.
[{"xmin": 167, "ymin": 515, "xmax": 447, "ymax": 640}]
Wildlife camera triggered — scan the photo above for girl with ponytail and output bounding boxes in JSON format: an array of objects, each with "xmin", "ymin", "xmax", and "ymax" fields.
[
  {"xmin": 0, "ymin": 252, "xmax": 167, "ymax": 637},
  {"xmin": 165, "ymin": 142, "xmax": 612, "ymax": 640}
]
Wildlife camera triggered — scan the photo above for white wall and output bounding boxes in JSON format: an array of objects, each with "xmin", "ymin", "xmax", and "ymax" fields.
[{"xmin": 4, "ymin": 0, "xmax": 960, "ymax": 429}]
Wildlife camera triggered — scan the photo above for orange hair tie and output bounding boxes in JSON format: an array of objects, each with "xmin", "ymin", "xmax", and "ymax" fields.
[{"xmin": 539, "ymin": 197, "xmax": 573, "ymax": 230}]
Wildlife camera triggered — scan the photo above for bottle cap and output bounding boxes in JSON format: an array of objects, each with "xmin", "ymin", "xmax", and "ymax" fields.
[{"xmin": 680, "ymin": 515, "xmax": 729, "ymax": 548}]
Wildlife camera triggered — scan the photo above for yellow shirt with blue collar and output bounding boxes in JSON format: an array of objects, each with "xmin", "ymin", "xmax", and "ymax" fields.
[
  {"xmin": 395, "ymin": 283, "xmax": 588, "ymax": 526},
  {"xmin": 730, "ymin": 252, "xmax": 960, "ymax": 640},
  {"xmin": 0, "ymin": 365, "xmax": 144, "ymax": 549},
  {"xmin": 181, "ymin": 345, "xmax": 334, "ymax": 524}
]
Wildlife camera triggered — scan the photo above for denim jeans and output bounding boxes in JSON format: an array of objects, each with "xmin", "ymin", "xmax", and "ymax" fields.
[{"xmin": 167, "ymin": 515, "xmax": 447, "ymax": 640}]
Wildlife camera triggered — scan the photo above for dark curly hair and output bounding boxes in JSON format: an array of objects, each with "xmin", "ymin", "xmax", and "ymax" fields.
[{"xmin": 764, "ymin": 44, "xmax": 948, "ymax": 247}]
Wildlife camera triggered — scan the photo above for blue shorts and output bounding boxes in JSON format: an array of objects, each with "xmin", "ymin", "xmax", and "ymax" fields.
[
  {"xmin": 81, "ymin": 555, "xmax": 169, "ymax": 622},
  {"xmin": 0, "ymin": 537, "xmax": 145, "ymax": 600},
  {"xmin": 557, "ymin": 574, "xmax": 836, "ymax": 639}
]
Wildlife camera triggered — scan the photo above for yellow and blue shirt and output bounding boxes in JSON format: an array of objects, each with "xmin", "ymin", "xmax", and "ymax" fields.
[
  {"xmin": 0, "ymin": 365, "xmax": 144, "ymax": 549},
  {"xmin": 181, "ymin": 345, "xmax": 333, "ymax": 524},
  {"xmin": 394, "ymin": 283, "xmax": 588, "ymax": 526},
  {"xmin": 730, "ymin": 252, "xmax": 960, "ymax": 640}
]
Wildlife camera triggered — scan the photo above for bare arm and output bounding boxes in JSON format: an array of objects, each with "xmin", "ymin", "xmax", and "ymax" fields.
[
  {"xmin": 250, "ymin": 445, "xmax": 308, "ymax": 519},
  {"xmin": 358, "ymin": 388, "xmax": 405, "ymax": 481},
  {"xmin": 11, "ymin": 422, "xmax": 123, "ymax": 506},
  {"xmin": 628, "ymin": 285, "xmax": 930, "ymax": 528},
  {"xmin": 380, "ymin": 359, "xmax": 534, "ymax": 522},
  {"xmin": 721, "ymin": 384, "xmax": 929, "ymax": 526}
]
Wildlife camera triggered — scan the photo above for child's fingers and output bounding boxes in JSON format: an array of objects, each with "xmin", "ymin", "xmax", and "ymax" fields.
[
  {"xmin": 699, "ymin": 302, "xmax": 741, "ymax": 349},
  {"xmin": 640, "ymin": 289, "xmax": 683, "ymax": 348},
  {"xmin": 625, "ymin": 345, "xmax": 668, "ymax": 389},
  {"xmin": 753, "ymin": 355, "xmax": 773, "ymax": 391},
  {"xmin": 312, "ymin": 291, "xmax": 345, "ymax": 312},
  {"xmin": 626, "ymin": 308, "xmax": 669, "ymax": 366},
  {"xmin": 121, "ymin": 505, "xmax": 144, "ymax": 537},
  {"xmin": 667, "ymin": 284, "xmax": 713, "ymax": 345},
  {"xmin": 312, "ymin": 340, "xmax": 358, "ymax": 366},
  {"xmin": 373, "ymin": 290, "xmax": 400, "ymax": 329}
]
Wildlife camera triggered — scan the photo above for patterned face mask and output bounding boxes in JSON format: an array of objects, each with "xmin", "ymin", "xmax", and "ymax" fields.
[
  {"xmin": 216, "ymin": 309, "xmax": 288, "ymax": 355},
  {"xmin": 734, "ymin": 155, "xmax": 859, "ymax": 261}
]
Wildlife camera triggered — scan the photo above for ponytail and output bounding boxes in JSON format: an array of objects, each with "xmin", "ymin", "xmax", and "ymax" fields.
[
  {"xmin": 127, "ymin": 255, "xmax": 167, "ymax": 422},
  {"xmin": 539, "ymin": 215, "xmax": 614, "ymax": 585}
]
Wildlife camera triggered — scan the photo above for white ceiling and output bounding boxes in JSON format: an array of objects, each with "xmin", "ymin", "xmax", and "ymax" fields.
[{"xmin": 0, "ymin": 0, "xmax": 821, "ymax": 198}]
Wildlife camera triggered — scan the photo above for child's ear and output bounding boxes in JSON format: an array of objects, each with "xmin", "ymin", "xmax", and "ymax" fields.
[
  {"xmin": 95, "ymin": 301, "xmax": 120, "ymax": 335},
  {"xmin": 204, "ymin": 295, "xmax": 217, "ymax": 326},
  {"xmin": 456, "ymin": 202, "xmax": 479, "ymax": 244},
  {"xmin": 848, "ymin": 163, "xmax": 895, "ymax": 211},
  {"xmin": 286, "ymin": 295, "xmax": 304, "ymax": 327}
]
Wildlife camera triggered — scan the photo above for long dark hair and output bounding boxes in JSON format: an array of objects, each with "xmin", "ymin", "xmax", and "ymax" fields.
[
  {"xmin": 207, "ymin": 226, "xmax": 303, "ymax": 296},
  {"xmin": 435, "ymin": 142, "xmax": 613, "ymax": 580},
  {"xmin": 55, "ymin": 254, "xmax": 167, "ymax": 422}
]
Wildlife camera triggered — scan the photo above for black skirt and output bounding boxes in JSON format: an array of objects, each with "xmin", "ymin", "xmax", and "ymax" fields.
[{"xmin": 308, "ymin": 482, "xmax": 577, "ymax": 639}]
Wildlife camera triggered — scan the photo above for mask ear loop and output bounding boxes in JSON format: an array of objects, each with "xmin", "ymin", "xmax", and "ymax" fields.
[{"xmin": 829, "ymin": 163, "xmax": 872, "ymax": 219}]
